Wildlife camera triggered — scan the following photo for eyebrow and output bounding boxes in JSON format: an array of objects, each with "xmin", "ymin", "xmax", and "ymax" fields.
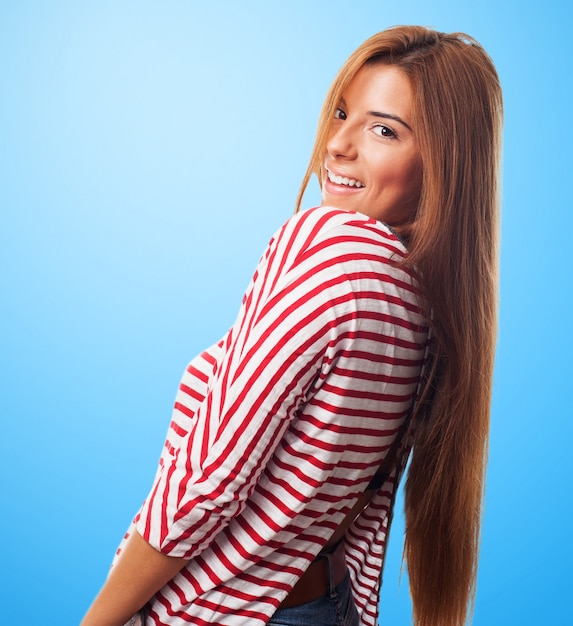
[
  {"xmin": 367, "ymin": 110, "xmax": 413, "ymax": 132},
  {"xmin": 338, "ymin": 97, "xmax": 413, "ymax": 132}
]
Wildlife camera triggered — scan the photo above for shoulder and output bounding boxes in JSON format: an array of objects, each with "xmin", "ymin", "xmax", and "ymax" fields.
[
  {"xmin": 273, "ymin": 206, "xmax": 408, "ymax": 267},
  {"xmin": 247, "ymin": 207, "xmax": 417, "ymax": 315}
]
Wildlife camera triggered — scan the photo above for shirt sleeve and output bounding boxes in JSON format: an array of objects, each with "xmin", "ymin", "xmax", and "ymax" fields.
[{"xmin": 135, "ymin": 207, "xmax": 414, "ymax": 558}]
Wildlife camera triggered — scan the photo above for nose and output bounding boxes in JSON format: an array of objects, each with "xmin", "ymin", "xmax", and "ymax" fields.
[{"xmin": 326, "ymin": 121, "xmax": 358, "ymax": 160}]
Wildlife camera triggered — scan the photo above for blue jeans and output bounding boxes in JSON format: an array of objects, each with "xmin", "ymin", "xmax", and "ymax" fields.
[{"xmin": 268, "ymin": 572, "xmax": 360, "ymax": 626}]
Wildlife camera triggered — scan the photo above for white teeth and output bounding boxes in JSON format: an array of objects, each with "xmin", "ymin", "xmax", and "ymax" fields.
[{"xmin": 327, "ymin": 169, "xmax": 364, "ymax": 188}]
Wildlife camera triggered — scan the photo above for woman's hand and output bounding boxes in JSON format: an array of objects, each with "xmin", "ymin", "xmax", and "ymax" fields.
[{"xmin": 81, "ymin": 530, "xmax": 188, "ymax": 626}]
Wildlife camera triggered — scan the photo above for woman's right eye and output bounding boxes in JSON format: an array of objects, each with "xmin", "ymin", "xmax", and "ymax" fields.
[{"xmin": 334, "ymin": 107, "xmax": 347, "ymax": 120}]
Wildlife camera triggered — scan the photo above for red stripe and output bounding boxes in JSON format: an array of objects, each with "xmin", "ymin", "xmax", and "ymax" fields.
[
  {"xmin": 297, "ymin": 411, "xmax": 403, "ymax": 438},
  {"xmin": 173, "ymin": 401, "xmax": 195, "ymax": 420},
  {"xmin": 179, "ymin": 382, "xmax": 205, "ymax": 403},
  {"xmin": 168, "ymin": 419, "xmax": 188, "ymax": 438}
]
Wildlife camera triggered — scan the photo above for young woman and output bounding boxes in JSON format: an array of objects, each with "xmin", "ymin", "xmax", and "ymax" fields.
[{"xmin": 82, "ymin": 25, "xmax": 503, "ymax": 626}]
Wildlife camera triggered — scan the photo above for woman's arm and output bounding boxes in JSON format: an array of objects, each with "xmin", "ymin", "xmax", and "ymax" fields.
[{"xmin": 81, "ymin": 530, "xmax": 187, "ymax": 626}]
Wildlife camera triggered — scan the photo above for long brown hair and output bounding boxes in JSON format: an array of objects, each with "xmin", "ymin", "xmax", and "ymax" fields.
[{"xmin": 296, "ymin": 26, "xmax": 503, "ymax": 626}]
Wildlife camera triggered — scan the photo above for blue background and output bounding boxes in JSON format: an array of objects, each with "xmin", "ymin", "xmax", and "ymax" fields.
[{"xmin": 1, "ymin": 1, "xmax": 571, "ymax": 623}]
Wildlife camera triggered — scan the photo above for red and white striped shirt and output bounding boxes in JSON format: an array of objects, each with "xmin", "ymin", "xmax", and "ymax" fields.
[{"xmin": 116, "ymin": 206, "xmax": 429, "ymax": 625}]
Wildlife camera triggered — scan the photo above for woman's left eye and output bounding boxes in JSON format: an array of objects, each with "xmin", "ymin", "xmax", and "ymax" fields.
[{"xmin": 372, "ymin": 124, "xmax": 397, "ymax": 139}]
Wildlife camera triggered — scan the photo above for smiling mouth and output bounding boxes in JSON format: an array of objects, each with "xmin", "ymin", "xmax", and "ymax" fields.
[{"xmin": 326, "ymin": 169, "xmax": 365, "ymax": 188}]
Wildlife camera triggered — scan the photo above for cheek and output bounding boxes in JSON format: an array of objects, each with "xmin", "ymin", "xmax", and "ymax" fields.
[{"xmin": 365, "ymin": 146, "xmax": 423, "ymax": 200}]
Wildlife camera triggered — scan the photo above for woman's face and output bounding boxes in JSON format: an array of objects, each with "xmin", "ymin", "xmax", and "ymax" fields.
[{"xmin": 321, "ymin": 63, "xmax": 423, "ymax": 226}]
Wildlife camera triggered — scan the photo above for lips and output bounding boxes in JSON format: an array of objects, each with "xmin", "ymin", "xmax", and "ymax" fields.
[{"xmin": 326, "ymin": 168, "xmax": 365, "ymax": 189}]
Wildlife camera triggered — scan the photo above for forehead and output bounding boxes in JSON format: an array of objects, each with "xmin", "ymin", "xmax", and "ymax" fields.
[{"xmin": 342, "ymin": 64, "xmax": 414, "ymax": 119}]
